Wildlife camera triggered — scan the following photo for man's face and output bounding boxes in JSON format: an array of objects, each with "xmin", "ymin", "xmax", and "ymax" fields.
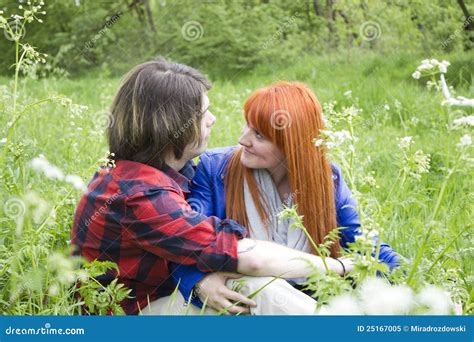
[{"xmin": 184, "ymin": 93, "xmax": 216, "ymax": 159}]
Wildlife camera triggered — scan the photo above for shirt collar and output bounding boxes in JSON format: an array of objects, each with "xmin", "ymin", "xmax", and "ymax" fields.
[{"xmin": 162, "ymin": 160, "xmax": 195, "ymax": 193}]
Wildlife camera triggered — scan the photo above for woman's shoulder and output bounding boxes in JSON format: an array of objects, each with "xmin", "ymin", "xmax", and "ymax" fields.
[
  {"xmin": 330, "ymin": 162, "xmax": 342, "ymax": 182},
  {"xmin": 198, "ymin": 146, "xmax": 238, "ymax": 178}
]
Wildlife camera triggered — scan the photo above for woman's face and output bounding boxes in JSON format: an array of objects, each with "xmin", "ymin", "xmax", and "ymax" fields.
[{"xmin": 238, "ymin": 124, "xmax": 285, "ymax": 170}]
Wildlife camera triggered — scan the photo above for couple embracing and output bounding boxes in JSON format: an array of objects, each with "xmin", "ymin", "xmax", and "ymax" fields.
[{"xmin": 71, "ymin": 57, "xmax": 399, "ymax": 315}]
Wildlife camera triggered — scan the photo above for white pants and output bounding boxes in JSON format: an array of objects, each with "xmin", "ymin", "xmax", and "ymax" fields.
[{"xmin": 140, "ymin": 276, "xmax": 322, "ymax": 315}]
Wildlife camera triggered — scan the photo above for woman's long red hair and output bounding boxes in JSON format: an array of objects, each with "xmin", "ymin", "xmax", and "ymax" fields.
[{"xmin": 225, "ymin": 81, "xmax": 340, "ymax": 257}]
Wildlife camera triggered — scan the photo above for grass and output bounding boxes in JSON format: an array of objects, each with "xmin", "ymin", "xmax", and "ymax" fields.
[{"xmin": 0, "ymin": 49, "xmax": 472, "ymax": 314}]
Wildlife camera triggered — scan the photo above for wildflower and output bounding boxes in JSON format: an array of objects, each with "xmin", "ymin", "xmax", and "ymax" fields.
[
  {"xmin": 383, "ymin": 104, "xmax": 390, "ymax": 111},
  {"xmin": 314, "ymin": 138, "xmax": 324, "ymax": 147},
  {"xmin": 30, "ymin": 155, "xmax": 64, "ymax": 180},
  {"xmin": 47, "ymin": 253, "xmax": 76, "ymax": 285},
  {"xmin": 48, "ymin": 284, "xmax": 59, "ymax": 296},
  {"xmin": 413, "ymin": 58, "xmax": 451, "ymax": 79},
  {"xmin": 457, "ymin": 134, "xmax": 472, "ymax": 148},
  {"xmin": 417, "ymin": 285, "xmax": 454, "ymax": 315},
  {"xmin": 453, "ymin": 115, "xmax": 474, "ymax": 128},
  {"xmin": 359, "ymin": 277, "xmax": 414, "ymax": 315},
  {"xmin": 405, "ymin": 150, "xmax": 430, "ymax": 181},
  {"xmin": 30, "ymin": 155, "xmax": 86, "ymax": 190},
  {"xmin": 325, "ymin": 294, "xmax": 362, "ymax": 315},
  {"xmin": 343, "ymin": 90, "xmax": 352, "ymax": 97},
  {"xmin": 438, "ymin": 60, "xmax": 450, "ymax": 73},
  {"xmin": 397, "ymin": 136, "xmax": 413, "ymax": 150},
  {"xmin": 65, "ymin": 175, "xmax": 85, "ymax": 190}
]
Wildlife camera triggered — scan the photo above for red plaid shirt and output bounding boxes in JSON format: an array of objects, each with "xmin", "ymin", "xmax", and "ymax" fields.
[{"xmin": 71, "ymin": 160, "xmax": 246, "ymax": 315}]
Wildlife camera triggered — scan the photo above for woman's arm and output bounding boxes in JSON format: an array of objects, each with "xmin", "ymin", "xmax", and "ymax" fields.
[{"xmin": 236, "ymin": 238, "xmax": 350, "ymax": 277}]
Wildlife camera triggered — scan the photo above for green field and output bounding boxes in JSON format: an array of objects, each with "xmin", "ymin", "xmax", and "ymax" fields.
[{"xmin": 0, "ymin": 0, "xmax": 473, "ymax": 315}]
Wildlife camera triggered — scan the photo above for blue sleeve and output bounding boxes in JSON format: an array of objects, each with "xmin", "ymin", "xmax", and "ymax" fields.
[
  {"xmin": 170, "ymin": 153, "xmax": 217, "ymax": 308},
  {"xmin": 169, "ymin": 263, "xmax": 206, "ymax": 308},
  {"xmin": 333, "ymin": 164, "xmax": 400, "ymax": 270},
  {"xmin": 187, "ymin": 153, "xmax": 215, "ymax": 217}
]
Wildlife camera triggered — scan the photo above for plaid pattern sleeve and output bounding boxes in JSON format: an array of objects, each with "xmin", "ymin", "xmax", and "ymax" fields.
[
  {"xmin": 123, "ymin": 187, "xmax": 246, "ymax": 272},
  {"xmin": 71, "ymin": 160, "xmax": 246, "ymax": 315}
]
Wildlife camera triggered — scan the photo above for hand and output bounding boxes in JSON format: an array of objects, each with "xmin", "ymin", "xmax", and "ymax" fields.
[
  {"xmin": 338, "ymin": 257, "xmax": 355, "ymax": 275},
  {"xmin": 194, "ymin": 272, "xmax": 257, "ymax": 315}
]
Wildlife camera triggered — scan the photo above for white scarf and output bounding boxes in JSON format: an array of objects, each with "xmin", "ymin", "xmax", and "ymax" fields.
[{"xmin": 243, "ymin": 169, "xmax": 311, "ymax": 283}]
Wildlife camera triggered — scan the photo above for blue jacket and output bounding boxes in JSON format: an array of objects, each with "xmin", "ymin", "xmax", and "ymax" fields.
[{"xmin": 171, "ymin": 146, "xmax": 400, "ymax": 307}]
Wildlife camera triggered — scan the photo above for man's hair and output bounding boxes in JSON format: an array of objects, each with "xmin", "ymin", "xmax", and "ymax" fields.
[{"xmin": 107, "ymin": 57, "xmax": 211, "ymax": 170}]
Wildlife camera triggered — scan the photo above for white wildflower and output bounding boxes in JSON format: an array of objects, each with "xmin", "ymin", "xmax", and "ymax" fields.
[
  {"xmin": 413, "ymin": 58, "xmax": 450, "ymax": 79},
  {"xmin": 30, "ymin": 155, "xmax": 85, "ymax": 190},
  {"xmin": 367, "ymin": 229, "xmax": 379, "ymax": 239},
  {"xmin": 398, "ymin": 136, "xmax": 413, "ymax": 150},
  {"xmin": 417, "ymin": 285, "xmax": 454, "ymax": 315},
  {"xmin": 453, "ymin": 116, "xmax": 474, "ymax": 128},
  {"xmin": 383, "ymin": 104, "xmax": 390, "ymax": 111},
  {"xmin": 343, "ymin": 90, "xmax": 352, "ymax": 97},
  {"xmin": 65, "ymin": 175, "xmax": 85, "ymax": 190},
  {"xmin": 457, "ymin": 134, "xmax": 472, "ymax": 148},
  {"xmin": 439, "ymin": 60, "xmax": 450, "ymax": 73},
  {"xmin": 48, "ymin": 284, "xmax": 59, "ymax": 297},
  {"xmin": 359, "ymin": 277, "xmax": 414, "ymax": 315},
  {"xmin": 325, "ymin": 294, "xmax": 362, "ymax": 315},
  {"xmin": 47, "ymin": 252, "xmax": 76, "ymax": 285},
  {"xmin": 30, "ymin": 155, "xmax": 64, "ymax": 180},
  {"xmin": 314, "ymin": 138, "xmax": 324, "ymax": 147},
  {"xmin": 333, "ymin": 130, "xmax": 352, "ymax": 144}
]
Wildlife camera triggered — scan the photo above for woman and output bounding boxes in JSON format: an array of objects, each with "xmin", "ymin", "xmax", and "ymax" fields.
[{"xmin": 171, "ymin": 81, "xmax": 400, "ymax": 314}]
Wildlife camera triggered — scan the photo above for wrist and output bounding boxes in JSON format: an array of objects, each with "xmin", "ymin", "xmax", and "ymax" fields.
[
  {"xmin": 328, "ymin": 257, "xmax": 345, "ymax": 275},
  {"xmin": 335, "ymin": 258, "xmax": 346, "ymax": 276}
]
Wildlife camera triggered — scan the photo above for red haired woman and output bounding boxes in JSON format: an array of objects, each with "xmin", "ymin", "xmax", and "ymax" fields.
[{"xmin": 150, "ymin": 81, "xmax": 401, "ymax": 315}]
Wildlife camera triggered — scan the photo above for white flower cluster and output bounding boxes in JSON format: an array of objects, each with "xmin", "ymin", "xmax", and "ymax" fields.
[
  {"xmin": 47, "ymin": 252, "xmax": 76, "ymax": 285},
  {"xmin": 315, "ymin": 129, "xmax": 352, "ymax": 149},
  {"xmin": 16, "ymin": 0, "xmax": 46, "ymax": 23},
  {"xmin": 412, "ymin": 59, "xmax": 450, "ymax": 79},
  {"xmin": 323, "ymin": 277, "xmax": 456, "ymax": 315},
  {"xmin": 457, "ymin": 134, "xmax": 472, "ymax": 149},
  {"xmin": 30, "ymin": 154, "xmax": 86, "ymax": 190},
  {"xmin": 397, "ymin": 136, "xmax": 413, "ymax": 150},
  {"xmin": 453, "ymin": 115, "xmax": 474, "ymax": 129},
  {"xmin": 397, "ymin": 136, "xmax": 430, "ymax": 181}
]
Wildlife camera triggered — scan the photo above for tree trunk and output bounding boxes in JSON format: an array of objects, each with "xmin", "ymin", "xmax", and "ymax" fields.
[
  {"xmin": 457, "ymin": 0, "xmax": 474, "ymax": 49},
  {"xmin": 142, "ymin": 0, "xmax": 156, "ymax": 32}
]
